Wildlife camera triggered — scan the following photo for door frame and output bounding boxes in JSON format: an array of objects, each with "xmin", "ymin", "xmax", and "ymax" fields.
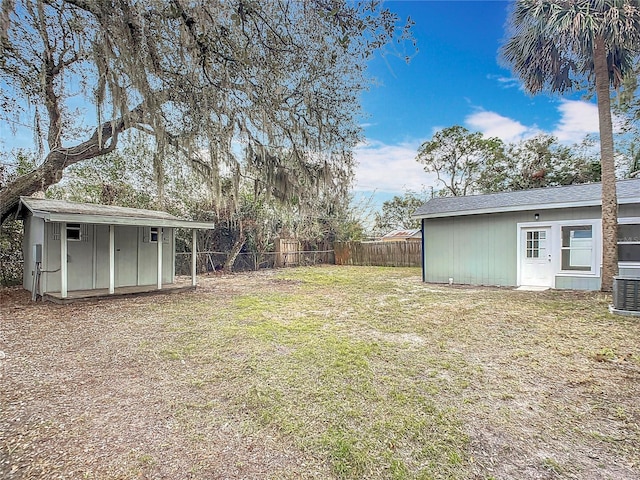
[
  {"xmin": 517, "ymin": 224, "xmax": 555, "ymax": 288},
  {"xmin": 517, "ymin": 218, "xmax": 602, "ymax": 289}
]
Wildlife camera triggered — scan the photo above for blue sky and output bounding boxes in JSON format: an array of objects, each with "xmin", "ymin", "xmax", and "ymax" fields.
[
  {"xmin": 1, "ymin": 0, "xmax": 602, "ymax": 211},
  {"xmin": 354, "ymin": 0, "xmax": 600, "ymax": 202}
]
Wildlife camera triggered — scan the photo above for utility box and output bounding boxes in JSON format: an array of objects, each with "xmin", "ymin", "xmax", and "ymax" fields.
[
  {"xmin": 612, "ymin": 276, "xmax": 640, "ymax": 314},
  {"xmin": 34, "ymin": 244, "xmax": 42, "ymax": 263}
]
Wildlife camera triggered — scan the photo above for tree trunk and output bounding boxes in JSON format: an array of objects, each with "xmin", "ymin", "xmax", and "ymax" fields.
[
  {"xmin": 223, "ymin": 234, "xmax": 246, "ymax": 273},
  {"xmin": 593, "ymin": 35, "xmax": 618, "ymax": 292}
]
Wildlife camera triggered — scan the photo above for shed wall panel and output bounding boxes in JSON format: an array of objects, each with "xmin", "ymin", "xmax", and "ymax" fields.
[
  {"xmin": 115, "ymin": 226, "xmax": 138, "ymax": 287},
  {"xmin": 45, "ymin": 222, "xmax": 61, "ymax": 293},
  {"xmin": 22, "ymin": 216, "xmax": 44, "ymax": 291},
  {"xmin": 164, "ymin": 229, "xmax": 174, "ymax": 283},
  {"xmin": 95, "ymin": 225, "xmax": 110, "ymax": 288},
  {"xmin": 620, "ymin": 266, "xmax": 640, "ymax": 276},
  {"xmin": 66, "ymin": 225, "xmax": 94, "ymax": 291},
  {"xmin": 424, "ymin": 213, "xmax": 518, "ymax": 286},
  {"xmin": 555, "ymin": 276, "xmax": 601, "ymax": 290},
  {"xmin": 137, "ymin": 227, "xmax": 174, "ymax": 285}
]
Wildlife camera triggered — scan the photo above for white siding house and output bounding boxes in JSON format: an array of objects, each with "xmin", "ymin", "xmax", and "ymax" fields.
[{"xmin": 413, "ymin": 179, "xmax": 640, "ymax": 291}]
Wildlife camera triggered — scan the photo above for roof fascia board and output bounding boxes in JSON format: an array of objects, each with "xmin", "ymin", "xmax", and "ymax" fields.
[
  {"xmin": 413, "ymin": 193, "xmax": 640, "ymax": 220},
  {"xmin": 413, "ymin": 200, "xmax": 603, "ymax": 219},
  {"xmin": 414, "ymin": 196, "xmax": 640, "ymax": 220},
  {"xmin": 38, "ymin": 212, "xmax": 213, "ymax": 229}
]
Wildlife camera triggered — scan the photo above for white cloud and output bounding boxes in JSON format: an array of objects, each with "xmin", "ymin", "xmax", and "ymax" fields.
[
  {"xmin": 353, "ymin": 139, "xmax": 438, "ymax": 193},
  {"xmin": 552, "ymin": 99, "xmax": 599, "ymax": 143},
  {"xmin": 464, "ymin": 100, "xmax": 603, "ymax": 145},
  {"xmin": 488, "ymin": 74, "xmax": 521, "ymax": 90},
  {"xmin": 465, "ymin": 110, "xmax": 536, "ymax": 143},
  {"xmin": 354, "ymin": 100, "xmax": 608, "ymax": 198}
]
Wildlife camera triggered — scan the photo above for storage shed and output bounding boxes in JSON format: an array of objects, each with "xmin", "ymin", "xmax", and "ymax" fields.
[
  {"xmin": 16, "ymin": 197, "xmax": 214, "ymax": 301},
  {"xmin": 412, "ymin": 179, "xmax": 640, "ymax": 291}
]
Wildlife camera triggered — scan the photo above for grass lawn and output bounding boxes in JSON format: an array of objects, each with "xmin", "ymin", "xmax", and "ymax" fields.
[{"xmin": 1, "ymin": 266, "xmax": 639, "ymax": 479}]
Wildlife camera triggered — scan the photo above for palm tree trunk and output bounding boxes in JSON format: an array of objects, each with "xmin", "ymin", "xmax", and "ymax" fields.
[{"xmin": 593, "ymin": 34, "xmax": 618, "ymax": 292}]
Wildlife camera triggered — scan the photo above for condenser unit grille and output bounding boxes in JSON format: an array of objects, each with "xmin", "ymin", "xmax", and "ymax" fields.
[{"xmin": 613, "ymin": 277, "xmax": 640, "ymax": 311}]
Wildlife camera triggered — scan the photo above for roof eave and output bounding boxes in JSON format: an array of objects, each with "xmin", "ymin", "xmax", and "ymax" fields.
[
  {"xmin": 34, "ymin": 211, "xmax": 214, "ymax": 229},
  {"xmin": 411, "ymin": 197, "xmax": 640, "ymax": 220}
]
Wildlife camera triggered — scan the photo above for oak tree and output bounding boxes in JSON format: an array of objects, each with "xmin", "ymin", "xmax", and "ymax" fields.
[{"xmin": 0, "ymin": 0, "xmax": 413, "ymax": 222}]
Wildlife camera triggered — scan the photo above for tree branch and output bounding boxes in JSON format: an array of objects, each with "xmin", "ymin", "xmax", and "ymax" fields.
[{"xmin": 0, "ymin": 104, "xmax": 146, "ymax": 223}]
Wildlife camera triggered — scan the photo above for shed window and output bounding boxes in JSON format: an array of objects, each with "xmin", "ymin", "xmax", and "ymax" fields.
[
  {"xmin": 150, "ymin": 227, "xmax": 159, "ymax": 243},
  {"xmin": 561, "ymin": 225, "xmax": 592, "ymax": 271},
  {"xmin": 618, "ymin": 224, "xmax": 640, "ymax": 262},
  {"xmin": 67, "ymin": 224, "xmax": 81, "ymax": 241}
]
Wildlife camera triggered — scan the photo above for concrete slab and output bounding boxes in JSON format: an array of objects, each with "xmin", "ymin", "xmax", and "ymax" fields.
[{"xmin": 516, "ymin": 285, "xmax": 550, "ymax": 292}]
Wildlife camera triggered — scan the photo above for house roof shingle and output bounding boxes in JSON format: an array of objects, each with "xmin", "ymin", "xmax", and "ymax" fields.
[{"xmin": 412, "ymin": 178, "xmax": 640, "ymax": 219}]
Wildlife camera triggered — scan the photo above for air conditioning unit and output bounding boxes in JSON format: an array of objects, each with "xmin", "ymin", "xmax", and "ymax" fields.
[{"xmin": 612, "ymin": 276, "xmax": 640, "ymax": 314}]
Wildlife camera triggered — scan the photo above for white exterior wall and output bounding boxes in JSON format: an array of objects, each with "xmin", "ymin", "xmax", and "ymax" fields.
[
  {"xmin": 34, "ymin": 222, "xmax": 176, "ymax": 294},
  {"xmin": 22, "ymin": 215, "xmax": 45, "ymax": 292},
  {"xmin": 44, "ymin": 222, "xmax": 61, "ymax": 293},
  {"xmin": 137, "ymin": 227, "xmax": 174, "ymax": 285},
  {"xmin": 422, "ymin": 203, "xmax": 640, "ymax": 291}
]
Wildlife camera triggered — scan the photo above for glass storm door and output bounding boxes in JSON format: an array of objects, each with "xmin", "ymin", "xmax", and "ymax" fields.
[{"xmin": 520, "ymin": 228, "xmax": 553, "ymax": 287}]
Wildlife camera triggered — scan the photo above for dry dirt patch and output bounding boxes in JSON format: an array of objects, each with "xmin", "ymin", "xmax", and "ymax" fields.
[
  {"xmin": 1, "ymin": 275, "xmax": 326, "ymax": 480},
  {"xmin": 1, "ymin": 267, "xmax": 639, "ymax": 480}
]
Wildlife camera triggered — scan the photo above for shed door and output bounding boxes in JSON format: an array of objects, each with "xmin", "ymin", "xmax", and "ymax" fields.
[
  {"xmin": 520, "ymin": 227, "xmax": 554, "ymax": 287},
  {"xmin": 115, "ymin": 226, "xmax": 138, "ymax": 287}
]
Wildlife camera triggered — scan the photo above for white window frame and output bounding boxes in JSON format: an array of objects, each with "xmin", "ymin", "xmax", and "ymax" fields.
[
  {"xmin": 517, "ymin": 219, "xmax": 601, "ymax": 281},
  {"xmin": 525, "ymin": 229, "xmax": 547, "ymax": 259},
  {"xmin": 150, "ymin": 227, "xmax": 159, "ymax": 243},
  {"xmin": 66, "ymin": 223, "xmax": 82, "ymax": 242},
  {"xmin": 556, "ymin": 220, "xmax": 600, "ymax": 276},
  {"xmin": 560, "ymin": 225, "xmax": 594, "ymax": 272}
]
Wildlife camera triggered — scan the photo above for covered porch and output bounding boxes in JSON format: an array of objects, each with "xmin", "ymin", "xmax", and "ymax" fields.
[
  {"xmin": 17, "ymin": 197, "xmax": 215, "ymax": 302},
  {"xmin": 43, "ymin": 280, "xmax": 197, "ymax": 304}
]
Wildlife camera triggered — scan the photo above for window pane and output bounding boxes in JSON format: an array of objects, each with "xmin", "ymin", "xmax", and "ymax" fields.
[
  {"xmin": 619, "ymin": 224, "xmax": 640, "ymax": 243},
  {"xmin": 619, "ymin": 244, "xmax": 640, "ymax": 262},
  {"xmin": 67, "ymin": 224, "xmax": 81, "ymax": 241},
  {"xmin": 561, "ymin": 225, "xmax": 592, "ymax": 271},
  {"xmin": 562, "ymin": 225, "xmax": 591, "ymax": 247}
]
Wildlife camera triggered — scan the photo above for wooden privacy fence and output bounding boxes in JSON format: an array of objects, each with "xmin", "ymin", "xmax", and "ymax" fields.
[
  {"xmin": 275, "ymin": 238, "xmax": 301, "ymax": 267},
  {"xmin": 334, "ymin": 241, "xmax": 422, "ymax": 267}
]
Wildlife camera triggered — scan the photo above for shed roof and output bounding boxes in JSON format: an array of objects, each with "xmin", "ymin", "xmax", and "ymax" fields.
[
  {"xmin": 381, "ymin": 229, "xmax": 421, "ymax": 239},
  {"xmin": 412, "ymin": 178, "xmax": 640, "ymax": 219},
  {"xmin": 17, "ymin": 197, "xmax": 214, "ymax": 229}
]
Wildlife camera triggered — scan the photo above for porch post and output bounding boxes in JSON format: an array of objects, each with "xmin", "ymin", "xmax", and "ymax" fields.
[
  {"xmin": 109, "ymin": 225, "xmax": 115, "ymax": 294},
  {"xmin": 157, "ymin": 227, "xmax": 163, "ymax": 290},
  {"xmin": 60, "ymin": 222, "xmax": 67, "ymax": 298},
  {"xmin": 192, "ymin": 229, "xmax": 197, "ymax": 287}
]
